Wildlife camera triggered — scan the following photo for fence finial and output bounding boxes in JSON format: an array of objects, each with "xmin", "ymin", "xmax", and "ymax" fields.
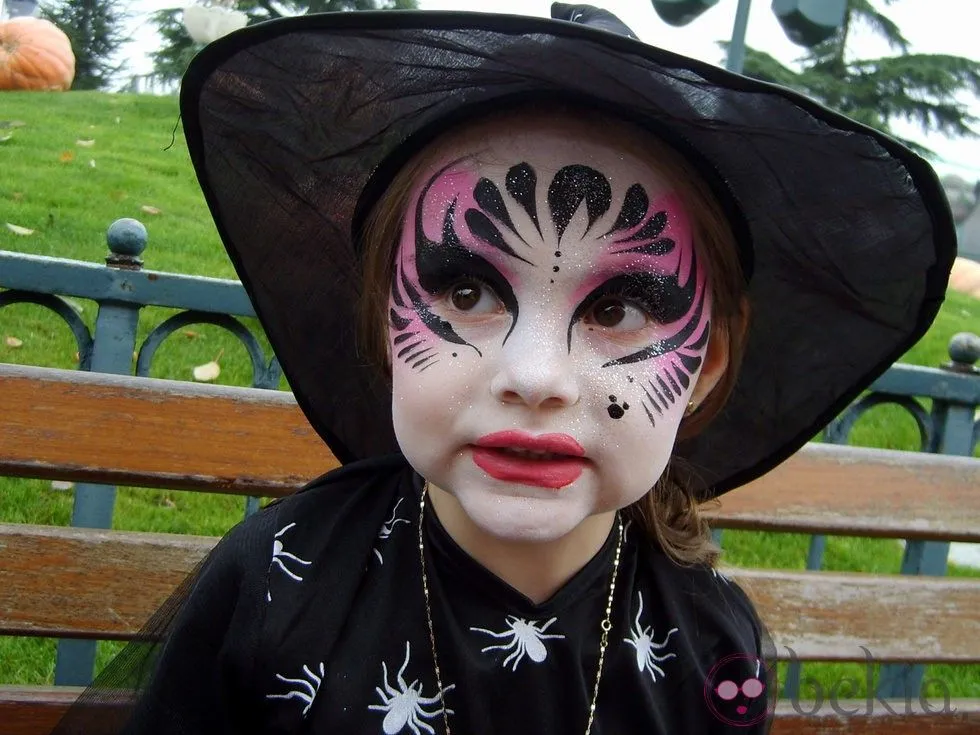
[
  {"xmin": 106, "ymin": 218, "xmax": 147, "ymax": 270},
  {"xmin": 945, "ymin": 332, "xmax": 980, "ymax": 374}
]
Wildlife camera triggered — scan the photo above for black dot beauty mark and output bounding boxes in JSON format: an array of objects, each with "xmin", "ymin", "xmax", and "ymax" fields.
[
  {"xmin": 607, "ymin": 395, "xmax": 630, "ymax": 420},
  {"xmin": 555, "ymin": 251, "xmax": 561, "ymax": 257},
  {"xmin": 553, "ymin": 266, "xmax": 560, "ymax": 272},
  {"xmin": 452, "ymin": 352, "xmax": 458, "ymax": 357}
]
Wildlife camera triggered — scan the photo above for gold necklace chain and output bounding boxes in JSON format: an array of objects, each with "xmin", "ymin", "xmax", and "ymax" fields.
[{"xmin": 418, "ymin": 484, "xmax": 624, "ymax": 735}]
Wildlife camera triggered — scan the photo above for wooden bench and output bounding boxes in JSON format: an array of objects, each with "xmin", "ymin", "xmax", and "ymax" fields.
[{"xmin": 1, "ymin": 362, "xmax": 978, "ymax": 734}]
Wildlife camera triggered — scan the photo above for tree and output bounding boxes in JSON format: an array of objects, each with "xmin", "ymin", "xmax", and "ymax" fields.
[
  {"xmin": 729, "ymin": 0, "xmax": 980, "ymax": 154},
  {"xmin": 41, "ymin": 0, "xmax": 129, "ymax": 91},
  {"xmin": 151, "ymin": 0, "xmax": 417, "ymax": 86}
]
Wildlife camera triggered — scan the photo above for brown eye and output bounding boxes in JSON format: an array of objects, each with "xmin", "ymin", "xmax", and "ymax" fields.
[
  {"xmin": 586, "ymin": 297, "xmax": 649, "ymax": 331},
  {"xmin": 593, "ymin": 299, "xmax": 627, "ymax": 327},
  {"xmin": 451, "ymin": 283, "xmax": 482, "ymax": 311}
]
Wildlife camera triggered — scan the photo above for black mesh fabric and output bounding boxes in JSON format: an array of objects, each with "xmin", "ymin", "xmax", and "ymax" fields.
[{"xmin": 179, "ymin": 7, "xmax": 955, "ymax": 498}]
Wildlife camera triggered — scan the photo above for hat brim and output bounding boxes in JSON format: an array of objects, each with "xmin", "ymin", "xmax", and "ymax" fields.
[{"xmin": 180, "ymin": 11, "xmax": 955, "ymax": 498}]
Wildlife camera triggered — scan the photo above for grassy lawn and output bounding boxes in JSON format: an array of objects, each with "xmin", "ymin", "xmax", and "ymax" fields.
[{"xmin": 1, "ymin": 90, "xmax": 978, "ymax": 697}]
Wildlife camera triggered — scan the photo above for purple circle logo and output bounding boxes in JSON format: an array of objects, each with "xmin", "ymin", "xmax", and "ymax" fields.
[{"xmin": 703, "ymin": 653, "xmax": 775, "ymax": 727}]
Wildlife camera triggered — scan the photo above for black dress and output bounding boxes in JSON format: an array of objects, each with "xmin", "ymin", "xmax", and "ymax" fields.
[{"xmin": 89, "ymin": 455, "xmax": 773, "ymax": 734}]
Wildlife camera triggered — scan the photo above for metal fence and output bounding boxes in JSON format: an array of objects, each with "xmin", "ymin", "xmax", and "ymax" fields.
[{"xmin": 1, "ymin": 218, "xmax": 978, "ymax": 693}]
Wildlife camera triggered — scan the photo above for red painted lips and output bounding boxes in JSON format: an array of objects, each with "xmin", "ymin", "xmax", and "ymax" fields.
[{"xmin": 471, "ymin": 431, "xmax": 587, "ymax": 489}]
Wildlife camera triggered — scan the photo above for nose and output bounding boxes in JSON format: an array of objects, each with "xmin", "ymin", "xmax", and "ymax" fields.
[{"xmin": 489, "ymin": 319, "xmax": 580, "ymax": 409}]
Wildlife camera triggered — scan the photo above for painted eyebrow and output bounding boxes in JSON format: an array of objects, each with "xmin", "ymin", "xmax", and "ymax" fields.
[
  {"xmin": 413, "ymin": 194, "xmax": 522, "ymax": 345},
  {"xmin": 415, "ymin": 224, "xmax": 514, "ymax": 299}
]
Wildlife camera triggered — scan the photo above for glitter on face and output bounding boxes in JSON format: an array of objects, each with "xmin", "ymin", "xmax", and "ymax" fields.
[{"xmin": 387, "ymin": 118, "xmax": 714, "ymax": 544}]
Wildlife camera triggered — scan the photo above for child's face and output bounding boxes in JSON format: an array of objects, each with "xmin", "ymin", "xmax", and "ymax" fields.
[{"xmin": 388, "ymin": 116, "xmax": 719, "ymax": 543}]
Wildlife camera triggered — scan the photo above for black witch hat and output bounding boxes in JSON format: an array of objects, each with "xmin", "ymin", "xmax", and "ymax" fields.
[{"xmin": 179, "ymin": 3, "xmax": 955, "ymax": 497}]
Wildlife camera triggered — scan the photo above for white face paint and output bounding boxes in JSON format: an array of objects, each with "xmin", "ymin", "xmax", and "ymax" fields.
[{"xmin": 388, "ymin": 117, "xmax": 713, "ymax": 544}]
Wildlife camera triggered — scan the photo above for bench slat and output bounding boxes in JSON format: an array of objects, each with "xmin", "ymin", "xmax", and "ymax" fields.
[
  {"xmin": 3, "ymin": 364, "xmax": 977, "ymax": 539},
  {"xmin": 730, "ymin": 568, "xmax": 980, "ymax": 662},
  {"xmin": 2, "ymin": 524, "xmax": 978, "ymax": 662},
  {"xmin": 770, "ymin": 700, "xmax": 980, "ymax": 734},
  {"xmin": 1, "ymin": 687, "xmax": 976, "ymax": 735},
  {"xmin": 708, "ymin": 443, "xmax": 980, "ymax": 542},
  {"xmin": 0, "ymin": 363, "xmax": 337, "ymax": 495},
  {"xmin": 0, "ymin": 524, "xmax": 214, "ymax": 639}
]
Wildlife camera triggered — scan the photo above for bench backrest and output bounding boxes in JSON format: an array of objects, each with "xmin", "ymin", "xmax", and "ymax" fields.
[
  {"xmin": 1, "ymin": 363, "xmax": 979, "ymax": 734},
  {"xmin": 2, "ymin": 362, "xmax": 979, "ymax": 657}
]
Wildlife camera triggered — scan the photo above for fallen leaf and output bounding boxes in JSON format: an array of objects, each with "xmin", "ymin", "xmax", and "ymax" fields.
[
  {"xmin": 193, "ymin": 360, "xmax": 221, "ymax": 382},
  {"xmin": 161, "ymin": 497, "xmax": 177, "ymax": 509},
  {"xmin": 50, "ymin": 480, "xmax": 74, "ymax": 491},
  {"xmin": 5, "ymin": 223, "xmax": 34, "ymax": 235},
  {"xmin": 59, "ymin": 150, "xmax": 74, "ymax": 163},
  {"xmin": 193, "ymin": 349, "xmax": 224, "ymax": 382},
  {"xmin": 76, "ymin": 138, "xmax": 95, "ymax": 147},
  {"xmin": 11, "ymin": 192, "xmax": 23, "ymax": 201},
  {"xmin": 114, "ymin": 116, "xmax": 121, "ymax": 124},
  {"xmin": 5, "ymin": 336, "xmax": 23, "ymax": 348},
  {"xmin": 109, "ymin": 190, "xmax": 127, "ymax": 202},
  {"xmin": 88, "ymin": 159, "xmax": 96, "ymax": 168},
  {"xmin": 183, "ymin": 330, "xmax": 201, "ymax": 339},
  {"xmin": 140, "ymin": 205, "xmax": 162, "ymax": 215},
  {"xmin": 0, "ymin": 133, "xmax": 12, "ymax": 143},
  {"xmin": 0, "ymin": 120, "xmax": 26, "ymax": 128},
  {"xmin": 73, "ymin": 351, "xmax": 80, "ymax": 362}
]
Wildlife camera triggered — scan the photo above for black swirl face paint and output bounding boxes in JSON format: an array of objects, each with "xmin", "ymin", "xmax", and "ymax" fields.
[
  {"xmin": 387, "ymin": 124, "xmax": 718, "ymax": 549},
  {"xmin": 389, "ymin": 154, "xmax": 711, "ymax": 434}
]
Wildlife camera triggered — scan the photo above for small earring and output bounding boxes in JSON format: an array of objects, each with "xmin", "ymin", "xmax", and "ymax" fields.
[{"xmin": 685, "ymin": 400, "xmax": 697, "ymax": 417}]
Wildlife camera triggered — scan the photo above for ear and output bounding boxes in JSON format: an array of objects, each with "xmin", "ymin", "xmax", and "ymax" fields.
[{"xmin": 690, "ymin": 323, "xmax": 730, "ymax": 409}]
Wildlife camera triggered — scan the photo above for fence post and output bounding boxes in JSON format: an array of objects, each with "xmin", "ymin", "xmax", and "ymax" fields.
[
  {"xmin": 877, "ymin": 332, "xmax": 980, "ymax": 700},
  {"xmin": 53, "ymin": 220, "xmax": 147, "ymax": 686}
]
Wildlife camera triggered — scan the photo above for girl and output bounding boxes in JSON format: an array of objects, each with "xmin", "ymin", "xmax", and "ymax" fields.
[{"xmin": 56, "ymin": 4, "xmax": 954, "ymax": 734}]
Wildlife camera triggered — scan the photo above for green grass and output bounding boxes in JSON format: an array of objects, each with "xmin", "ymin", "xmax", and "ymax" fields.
[{"xmin": 1, "ymin": 91, "xmax": 978, "ymax": 696}]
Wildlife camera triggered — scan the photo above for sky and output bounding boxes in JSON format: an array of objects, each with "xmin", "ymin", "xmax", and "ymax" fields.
[{"xmin": 116, "ymin": 0, "xmax": 980, "ymax": 180}]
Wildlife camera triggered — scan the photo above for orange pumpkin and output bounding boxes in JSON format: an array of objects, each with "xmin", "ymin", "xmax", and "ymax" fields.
[{"xmin": 0, "ymin": 17, "xmax": 75, "ymax": 91}]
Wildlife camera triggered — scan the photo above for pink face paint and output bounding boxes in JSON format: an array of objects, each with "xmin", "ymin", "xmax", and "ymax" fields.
[{"xmin": 388, "ymin": 117, "xmax": 719, "ymax": 548}]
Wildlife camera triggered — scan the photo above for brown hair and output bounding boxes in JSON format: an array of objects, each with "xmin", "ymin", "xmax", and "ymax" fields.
[{"xmin": 358, "ymin": 106, "xmax": 750, "ymax": 568}]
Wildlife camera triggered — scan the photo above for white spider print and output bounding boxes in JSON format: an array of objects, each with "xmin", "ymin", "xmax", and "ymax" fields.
[
  {"xmin": 369, "ymin": 641, "xmax": 455, "ymax": 735},
  {"xmin": 624, "ymin": 591, "xmax": 678, "ymax": 683},
  {"xmin": 267, "ymin": 521, "xmax": 312, "ymax": 602},
  {"xmin": 373, "ymin": 497, "xmax": 411, "ymax": 564},
  {"xmin": 470, "ymin": 615, "xmax": 566, "ymax": 671},
  {"xmin": 266, "ymin": 661, "xmax": 325, "ymax": 717}
]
